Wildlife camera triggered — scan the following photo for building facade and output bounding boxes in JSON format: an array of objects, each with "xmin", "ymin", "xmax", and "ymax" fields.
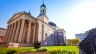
[
  {"xmin": 4, "ymin": 2, "xmax": 66, "ymax": 47},
  {"xmin": 75, "ymin": 31, "xmax": 89, "ymax": 41},
  {"xmin": 0, "ymin": 27, "xmax": 6, "ymax": 43}
]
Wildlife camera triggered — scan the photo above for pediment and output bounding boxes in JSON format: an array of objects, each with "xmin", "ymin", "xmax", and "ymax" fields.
[
  {"xmin": 7, "ymin": 13, "xmax": 24, "ymax": 23},
  {"xmin": 7, "ymin": 11, "xmax": 36, "ymax": 23}
]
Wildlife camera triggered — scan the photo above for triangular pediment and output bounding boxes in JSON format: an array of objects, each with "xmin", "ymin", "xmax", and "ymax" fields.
[
  {"xmin": 8, "ymin": 11, "xmax": 36, "ymax": 23},
  {"xmin": 7, "ymin": 11, "xmax": 27, "ymax": 23}
]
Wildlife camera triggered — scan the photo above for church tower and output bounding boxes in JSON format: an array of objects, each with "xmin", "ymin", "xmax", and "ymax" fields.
[
  {"xmin": 38, "ymin": 1, "xmax": 49, "ymax": 24},
  {"xmin": 40, "ymin": 2, "xmax": 46, "ymax": 15}
]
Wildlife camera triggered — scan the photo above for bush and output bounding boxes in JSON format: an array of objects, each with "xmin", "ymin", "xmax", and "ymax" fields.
[
  {"xmin": 42, "ymin": 48, "xmax": 47, "ymax": 51},
  {"xmin": 36, "ymin": 48, "xmax": 47, "ymax": 52},
  {"xmin": 0, "ymin": 48, "xmax": 17, "ymax": 54},
  {"xmin": 7, "ymin": 49, "xmax": 17, "ymax": 54},
  {"xmin": 0, "ymin": 47, "xmax": 8, "ymax": 54},
  {"xmin": 49, "ymin": 50, "xmax": 75, "ymax": 54},
  {"xmin": 34, "ymin": 41, "xmax": 41, "ymax": 49}
]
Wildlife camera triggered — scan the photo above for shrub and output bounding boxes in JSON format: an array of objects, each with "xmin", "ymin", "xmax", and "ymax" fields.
[
  {"xmin": 49, "ymin": 50, "xmax": 75, "ymax": 54},
  {"xmin": 34, "ymin": 41, "xmax": 41, "ymax": 49},
  {"xmin": 36, "ymin": 48, "xmax": 47, "ymax": 52},
  {"xmin": 41, "ymin": 48, "xmax": 47, "ymax": 51},
  {"xmin": 7, "ymin": 49, "xmax": 17, "ymax": 54}
]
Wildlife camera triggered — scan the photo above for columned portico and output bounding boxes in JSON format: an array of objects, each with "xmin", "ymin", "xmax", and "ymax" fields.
[{"xmin": 3, "ymin": 12, "xmax": 40, "ymax": 47}]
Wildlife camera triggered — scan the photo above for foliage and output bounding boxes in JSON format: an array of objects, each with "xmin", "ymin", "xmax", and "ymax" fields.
[
  {"xmin": 69, "ymin": 39, "xmax": 80, "ymax": 45},
  {"xmin": 34, "ymin": 41, "xmax": 41, "ymax": 49},
  {"xmin": 7, "ymin": 49, "xmax": 17, "ymax": 54},
  {"xmin": 49, "ymin": 50, "xmax": 75, "ymax": 54},
  {"xmin": 0, "ymin": 47, "xmax": 17, "ymax": 54},
  {"xmin": 0, "ymin": 47, "xmax": 36, "ymax": 54},
  {"xmin": 45, "ymin": 46, "xmax": 79, "ymax": 54},
  {"xmin": 37, "ymin": 48, "xmax": 47, "ymax": 52}
]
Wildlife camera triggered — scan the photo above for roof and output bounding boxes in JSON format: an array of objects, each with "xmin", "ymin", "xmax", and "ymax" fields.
[
  {"xmin": 0, "ymin": 27, "xmax": 7, "ymax": 30},
  {"xmin": 40, "ymin": 2, "xmax": 46, "ymax": 8},
  {"xmin": 7, "ymin": 11, "xmax": 36, "ymax": 23},
  {"xmin": 49, "ymin": 22, "xmax": 56, "ymax": 26}
]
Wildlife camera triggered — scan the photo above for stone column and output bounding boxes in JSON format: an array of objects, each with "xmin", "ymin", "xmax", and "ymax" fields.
[
  {"xmin": 10, "ymin": 23, "xmax": 17, "ymax": 42},
  {"xmin": 18, "ymin": 19, "xmax": 25, "ymax": 42},
  {"xmin": 26, "ymin": 21, "xmax": 31, "ymax": 43},
  {"xmin": 4, "ymin": 26, "xmax": 9, "ymax": 43},
  {"xmin": 8, "ymin": 24, "xmax": 14, "ymax": 43},
  {"xmin": 30, "ymin": 24, "xmax": 33, "ymax": 43},
  {"xmin": 14, "ymin": 20, "xmax": 21, "ymax": 42},
  {"xmin": 32, "ymin": 23, "xmax": 36, "ymax": 43},
  {"xmin": 35, "ymin": 23, "xmax": 39, "ymax": 42},
  {"xmin": 6, "ymin": 25, "xmax": 11, "ymax": 43},
  {"xmin": 22, "ymin": 23, "xmax": 26, "ymax": 43}
]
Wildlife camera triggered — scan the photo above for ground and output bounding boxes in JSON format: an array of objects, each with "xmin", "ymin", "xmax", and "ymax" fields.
[{"xmin": 0, "ymin": 46, "xmax": 79, "ymax": 54}]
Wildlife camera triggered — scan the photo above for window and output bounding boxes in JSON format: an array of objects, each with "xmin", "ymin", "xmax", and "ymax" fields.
[{"xmin": 43, "ymin": 10, "xmax": 44, "ymax": 13}]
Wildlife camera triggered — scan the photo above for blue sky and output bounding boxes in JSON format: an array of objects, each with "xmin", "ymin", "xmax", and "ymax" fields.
[{"xmin": 0, "ymin": 0, "xmax": 96, "ymax": 39}]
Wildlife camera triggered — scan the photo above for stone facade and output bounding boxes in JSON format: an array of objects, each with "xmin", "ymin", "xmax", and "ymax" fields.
[{"xmin": 4, "ymin": 2, "xmax": 66, "ymax": 47}]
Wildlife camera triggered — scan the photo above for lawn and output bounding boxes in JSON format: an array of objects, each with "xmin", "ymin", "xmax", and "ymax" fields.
[
  {"xmin": 0, "ymin": 46, "xmax": 79, "ymax": 54},
  {"xmin": 12, "ymin": 46, "xmax": 79, "ymax": 54},
  {"xmin": 43, "ymin": 46, "xmax": 79, "ymax": 54}
]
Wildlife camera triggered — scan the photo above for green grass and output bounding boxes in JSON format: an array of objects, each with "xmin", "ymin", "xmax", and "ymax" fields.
[
  {"xmin": 0, "ymin": 46, "xmax": 79, "ymax": 54},
  {"xmin": 43, "ymin": 46, "xmax": 79, "ymax": 54},
  {"xmin": 12, "ymin": 46, "xmax": 79, "ymax": 54}
]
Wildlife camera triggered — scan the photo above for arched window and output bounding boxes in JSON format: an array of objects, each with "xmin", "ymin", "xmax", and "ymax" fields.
[{"xmin": 43, "ymin": 10, "xmax": 44, "ymax": 13}]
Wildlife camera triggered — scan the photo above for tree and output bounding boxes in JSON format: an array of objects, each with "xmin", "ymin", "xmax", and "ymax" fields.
[{"xmin": 69, "ymin": 39, "xmax": 80, "ymax": 46}]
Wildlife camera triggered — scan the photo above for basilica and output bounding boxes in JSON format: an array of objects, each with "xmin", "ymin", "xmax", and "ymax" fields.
[{"xmin": 4, "ymin": 2, "xmax": 66, "ymax": 47}]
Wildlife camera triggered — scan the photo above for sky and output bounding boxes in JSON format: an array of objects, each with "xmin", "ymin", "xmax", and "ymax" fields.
[{"xmin": 0, "ymin": 0, "xmax": 96, "ymax": 39}]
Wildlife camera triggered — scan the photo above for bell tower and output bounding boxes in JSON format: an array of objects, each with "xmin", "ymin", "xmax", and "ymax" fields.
[
  {"xmin": 40, "ymin": 1, "xmax": 46, "ymax": 15},
  {"xmin": 37, "ymin": 0, "xmax": 49, "ymax": 24}
]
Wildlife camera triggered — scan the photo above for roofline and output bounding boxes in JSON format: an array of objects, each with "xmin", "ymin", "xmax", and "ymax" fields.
[
  {"xmin": 0, "ymin": 27, "xmax": 7, "ymax": 30},
  {"xmin": 7, "ymin": 11, "xmax": 36, "ymax": 24}
]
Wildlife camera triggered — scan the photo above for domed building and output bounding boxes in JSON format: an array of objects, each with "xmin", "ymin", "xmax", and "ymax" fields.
[{"xmin": 4, "ymin": 2, "xmax": 66, "ymax": 47}]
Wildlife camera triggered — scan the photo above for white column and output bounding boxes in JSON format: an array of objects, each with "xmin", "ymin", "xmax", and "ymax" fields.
[
  {"xmin": 18, "ymin": 19, "xmax": 25, "ymax": 42},
  {"xmin": 22, "ymin": 23, "xmax": 26, "ymax": 43},
  {"xmin": 10, "ymin": 23, "xmax": 17, "ymax": 42},
  {"xmin": 6, "ymin": 25, "xmax": 11, "ymax": 43},
  {"xmin": 14, "ymin": 20, "xmax": 21, "ymax": 42},
  {"xmin": 32, "ymin": 23, "xmax": 36, "ymax": 43},
  {"xmin": 8, "ymin": 24, "xmax": 14, "ymax": 43},
  {"xmin": 26, "ymin": 21, "xmax": 31, "ymax": 43},
  {"xmin": 30, "ymin": 24, "xmax": 33, "ymax": 43}
]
